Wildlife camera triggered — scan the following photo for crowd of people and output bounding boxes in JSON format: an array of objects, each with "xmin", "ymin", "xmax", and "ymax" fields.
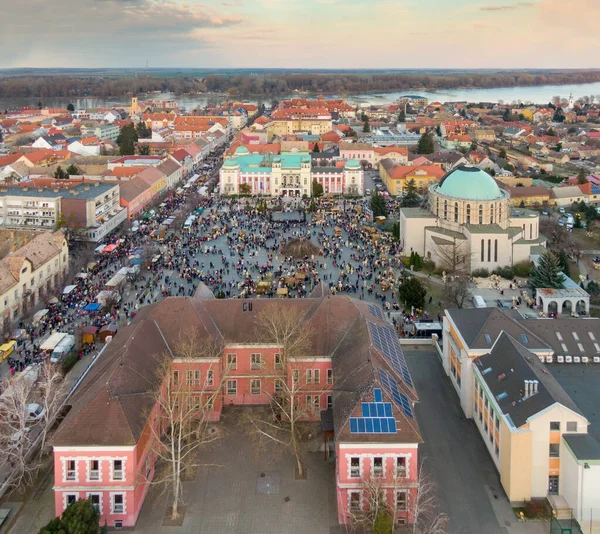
[{"xmin": 3, "ymin": 156, "xmax": 431, "ymax": 380}]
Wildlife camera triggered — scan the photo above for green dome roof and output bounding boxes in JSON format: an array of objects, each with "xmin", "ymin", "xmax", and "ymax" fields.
[
  {"xmin": 223, "ymin": 159, "xmax": 239, "ymax": 169},
  {"xmin": 234, "ymin": 146, "xmax": 249, "ymax": 155},
  {"xmin": 345, "ymin": 159, "xmax": 361, "ymax": 170},
  {"xmin": 437, "ymin": 166, "xmax": 502, "ymax": 200}
]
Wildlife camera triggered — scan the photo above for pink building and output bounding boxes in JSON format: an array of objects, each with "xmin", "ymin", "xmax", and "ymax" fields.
[{"xmin": 51, "ymin": 288, "xmax": 420, "ymax": 529}]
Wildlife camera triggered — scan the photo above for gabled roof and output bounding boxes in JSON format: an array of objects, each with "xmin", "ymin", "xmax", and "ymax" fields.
[
  {"xmin": 475, "ymin": 333, "xmax": 582, "ymax": 428},
  {"xmin": 53, "ymin": 296, "xmax": 421, "ymax": 447}
]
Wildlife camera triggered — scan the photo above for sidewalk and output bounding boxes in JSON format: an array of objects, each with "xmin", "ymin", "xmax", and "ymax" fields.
[{"xmin": 484, "ymin": 485, "xmax": 550, "ymax": 534}]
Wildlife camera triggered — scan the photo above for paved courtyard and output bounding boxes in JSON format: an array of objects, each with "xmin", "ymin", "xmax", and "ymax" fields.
[
  {"xmin": 133, "ymin": 407, "xmax": 338, "ymax": 534},
  {"xmin": 405, "ymin": 349, "xmax": 549, "ymax": 534}
]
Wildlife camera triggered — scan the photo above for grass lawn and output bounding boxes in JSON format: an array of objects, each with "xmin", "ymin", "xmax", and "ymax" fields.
[{"xmin": 572, "ymin": 228, "xmax": 600, "ymax": 251}]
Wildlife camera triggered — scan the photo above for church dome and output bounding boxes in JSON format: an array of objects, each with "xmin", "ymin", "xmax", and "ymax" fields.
[
  {"xmin": 234, "ymin": 146, "xmax": 249, "ymax": 155},
  {"xmin": 345, "ymin": 159, "xmax": 361, "ymax": 170},
  {"xmin": 437, "ymin": 166, "xmax": 502, "ymax": 200}
]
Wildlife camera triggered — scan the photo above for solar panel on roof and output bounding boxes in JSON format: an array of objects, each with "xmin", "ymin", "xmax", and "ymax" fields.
[
  {"xmin": 374, "ymin": 388, "xmax": 383, "ymax": 403},
  {"xmin": 369, "ymin": 322, "xmax": 414, "ymax": 388},
  {"xmin": 368, "ymin": 304, "xmax": 384, "ymax": 320},
  {"xmin": 350, "ymin": 387, "xmax": 398, "ymax": 434},
  {"xmin": 378, "ymin": 368, "xmax": 415, "ymax": 419}
]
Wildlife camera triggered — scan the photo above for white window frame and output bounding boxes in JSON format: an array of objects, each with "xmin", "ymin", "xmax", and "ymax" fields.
[
  {"xmin": 396, "ymin": 490, "xmax": 408, "ymax": 511},
  {"xmin": 227, "ymin": 379, "xmax": 237, "ymax": 395},
  {"xmin": 274, "ymin": 353, "xmax": 283, "ymax": 369},
  {"xmin": 396, "ymin": 456, "xmax": 408, "ymax": 478},
  {"xmin": 250, "ymin": 353, "xmax": 261, "ymax": 370},
  {"xmin": 327, "ymin": 369, "xmax": 333, "ymax": 385},
  {"xmin": 373, "ymin": 457, "xmax": 384, "ymax": 478},
  {"xmin": 348, "ymin": 490, "xmax": 363, "ymax": 512},
  {"xmin": 226, "ymin": 353, "xmax": 237, "ymax": 370},
  {"xmin": 206, "ymin": 370, "xmax": 214, "ymax": 387},
  {"xmin": 250, "ymin": 379, "xmax": 261, "ymax": 395},
  {"xmin": 111, "ymin": 459, "xmax": 124, "ymax": 482},
  {"xmin": 63, "ymin": 493, "xmax": 78, "ymax": 510},
  {"xmin": 314, "ymin": 369, "xmax": 320, "ymax": 384},
  {"xmin": 306, "ymin": 369, "xmax": 313, "ymax": 384},
  {"xmin": 275, "ymin": 379, "xmax": 284, "ymax": 394},
  {"xmin": 292, "ymin": 369, "xmax": 299, "ymax": 385},
  {"xmin": 87, "ymin": 459, "xmax": 101, "ymax": 482},
  {"xmin": 350, "ymin": 457, "xmax": 361, "ymax": 478},
  {"xmin": 64, "ymin": 459, "xmax": 77, "ymax": 482},
  {"xmin": 110, "ymin": 493, "xmax": 125, "ymax": 515},
  {"xmin": 86, "ymin": 492, "xmax": 102, "ymax": 514}
]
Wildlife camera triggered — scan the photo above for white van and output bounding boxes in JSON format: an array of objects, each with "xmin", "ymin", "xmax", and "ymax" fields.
[
  {"xmin": 472, "ymin": 295, "xmax": 487, "ymax": 309},
  {"xmin": 50, "ymin": 334, "xmax": 75, "ymax": 363}
]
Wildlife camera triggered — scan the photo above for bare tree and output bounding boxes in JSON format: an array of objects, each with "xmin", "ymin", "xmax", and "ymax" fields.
[
  {"xmin": 344, "ymin": 461, "xmax": 448, "ymax": 534},
  {"xmin": 431, "ymin": 237, "xmax": 474, "ymax": 274},
  {"xmin": 37, "ymin": 362, "xmax": 68, "ymax": 454},
  {"xmin": 408, "ymin": 464, "xmax": 448, "ymax": 534},
  {"xmin": 0, "ymin": 376, "xmax": 44, "ymax": 491},
  {"xmin": 246, "ymin": 303, "xmax": 319, "ymax": 479},
  {"xmin": 443, "ymin": 276, "xmax": 472, "ymax": 309},
  {"xmin": 148, "ymin": 333, "xmax": 226, "ymax": 521},
  {"xmin": 345, "ymin": 475, "xmax": 394, "ymax": 533}
]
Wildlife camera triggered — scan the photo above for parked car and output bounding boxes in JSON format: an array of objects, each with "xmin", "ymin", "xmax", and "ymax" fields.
[
  {"xmin": 559, "ymin": 207, "xmax": 566, "ymax": 214},
  {"xmin": 26, "ymin": 403, "xmax": 45, "ymax": 423},
  {"xmin": 542, "ymin": 210, "xmax": 549, "ymax": 216}
]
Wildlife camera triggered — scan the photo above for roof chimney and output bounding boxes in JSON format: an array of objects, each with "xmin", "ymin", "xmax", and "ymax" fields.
[
  {"xmin": 532, "ymin": 380, "xmax": 539, "ymax": 395},
  {"xmin": 524, "ymin": 380, "xmax": 531, "ymax": 398}
]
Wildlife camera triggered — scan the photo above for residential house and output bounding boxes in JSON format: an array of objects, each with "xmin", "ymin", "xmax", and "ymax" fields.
[
  {"xmin": 440, "ymin": 133, "xmax": 472, "ymax": 150},
  {"xmin": 373, "ymin": 146, "xmax": 409, "ymax": 165},
  {"xmin": 155, "ymin": 158, "xmax": 183, "ymax": 190},
  {"xmin": 471, "ymin": 129, "xmax": 496, "ymax": 143},
  {"xmin": 339, "ymin": 143, "xmax": 375, "ymax": 167},
  {"xmin": 549, "ymin": 185, "xmax": 586, "ymax": 207},
  {"xmin": 119, "ymin": 177, "xmax": 154, "ymax": 218},
  {"xmin": 509, "ymin": 185, "xmax": 550, "ymax": 207},
  {"xmin": 0, "ymin": 230, "xmax": 68, "ymax": 329},
  {"xmin": 428, "ymin": 152, "xmax": 469, "ymax": 172},
  {"xmin": 379, "ymin": 161, "xmax": 445, "ymax": 196},
  {"xmin": 136, "ymin": 167, "xmax": 167, "ymax": 199}
]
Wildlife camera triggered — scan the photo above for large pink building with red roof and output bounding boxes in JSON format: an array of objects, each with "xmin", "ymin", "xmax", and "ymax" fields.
[{"xmin": 51, "ymin": 288, "xmax": 421, "ymax": 529}]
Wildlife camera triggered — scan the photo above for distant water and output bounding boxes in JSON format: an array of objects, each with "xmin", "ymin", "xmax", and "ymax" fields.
[{"xmin": 2, "ymin": 81, "xmax": 600, "ymax": 110}]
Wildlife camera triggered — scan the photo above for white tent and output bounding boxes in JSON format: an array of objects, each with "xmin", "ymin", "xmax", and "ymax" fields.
[{"xmin": 62, "ymin": 285, "xmax": 77, "ymax": 295}]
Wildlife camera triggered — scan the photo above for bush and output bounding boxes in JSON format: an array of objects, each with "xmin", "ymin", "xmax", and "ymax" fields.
[
  {"xmin": 472, "ymin": 268, "xmax": 490, "ymax": 278},
  {"xmin": 493, "ymin": 265, "xmax": 514, "ymax": 279},
  {"xmin": 523, "ymin": 499, "xmax": 550, "ymax": 519},
  {"xmin": 62, "ymin": 353, "xmax": 79, "ymax": 374},
  {"xmin": 401, "ymin": 256, "xmax": 411, "ymax": 267},
  {"xmin": 587, "ymin": 280, "xmax": 600, "ymax": 295},
  {"xmin": 512, "ymin": 260, "xmax": 533, "ymax": 278}
]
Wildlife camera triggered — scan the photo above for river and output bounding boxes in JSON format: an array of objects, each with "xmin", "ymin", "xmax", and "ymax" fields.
[{"xmin": 2, "ymin": 81, "xmax": 600, "ymax": 110}]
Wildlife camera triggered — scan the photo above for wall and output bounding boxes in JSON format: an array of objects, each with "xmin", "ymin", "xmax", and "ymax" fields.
[
  {"xmin": 528, "ymin": 405, "xmax": 587, "ymax": 498},
  {"xmin": 499, "ymin": 425, "xmax": 533, "ymax": 502},
  {"xmin": 336, "ymin": 442, "xmax": 418, "ymax": 526}
]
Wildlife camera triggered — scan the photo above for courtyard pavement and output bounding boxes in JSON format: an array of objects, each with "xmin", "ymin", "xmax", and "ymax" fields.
[{"xmin": 405, "ymin": 349, "xmax": 549, "ymax": 534}]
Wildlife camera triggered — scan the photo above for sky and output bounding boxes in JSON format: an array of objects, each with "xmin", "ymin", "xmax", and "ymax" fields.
[{"xmin": 2, "ymin": 0, "xmax": 599, "ymax": 69}]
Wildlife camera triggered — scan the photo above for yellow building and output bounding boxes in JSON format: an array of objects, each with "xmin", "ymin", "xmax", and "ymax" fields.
[
  {"xmin": 442, "ymin": 308, "xmax": 599, "ymax": 509},
  {"xmin": 378, "ymin": 160, "xmax": 446, "ymax": 195},
  {"xmin": 0, "ymin": 230, "xmax": 69, "ymax": 330}
]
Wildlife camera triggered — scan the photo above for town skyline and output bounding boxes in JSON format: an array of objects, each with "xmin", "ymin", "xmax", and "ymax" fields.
[{"xmin": 3, "ymin": 0, "xmax": 599, "ymax": 69}]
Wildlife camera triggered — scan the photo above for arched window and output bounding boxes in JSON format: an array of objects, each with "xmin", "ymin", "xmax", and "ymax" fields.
[
  {"xmin": 466, "ymin": 204, "xmax": 471, "ymax": 224},
  {"xmin": 481, "ymin": 239, "xmax": 485, "ymax": 262},
  {"xmin": 498, "ymin": 204, "xmax": 502, "ymax": 222},
  {"xmin": 436, "ymin": 197, "xmax": 439, "ymax": 215},
  {"xmin": 443, "ymin": 200, "xmax": 447, "ymax": 220},
  {"xmin": 494, "ymin": 239, "xmax": 498, "ymax": 262},
  {"xmin": 490, "ymin": 205, "xmax": 494, "ymax": 224},
  {"xmin": 479, "ymin": 204, "xmax": 483, "ymax": 224},
  {"xmin": 488, "ymin": 239, "xmax": 491, "ymax": 262},
  {"xmin": 454, "ymin": 202, "xmax": 458, "ymax": 222}
]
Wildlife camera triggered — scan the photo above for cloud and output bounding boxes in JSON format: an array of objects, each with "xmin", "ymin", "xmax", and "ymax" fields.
[{"xmin": 480, "ymin": 2, "xmax": 536, "ymax": 11}]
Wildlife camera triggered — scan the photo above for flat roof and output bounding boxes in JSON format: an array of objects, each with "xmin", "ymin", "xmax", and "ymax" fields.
[
  {"xmin": 537, "ymin": 287, "xmax": 589, "ymax": 299},
  {"xmin": 0, "ymin": 182, "xmax": 116, "ymax": 200}
]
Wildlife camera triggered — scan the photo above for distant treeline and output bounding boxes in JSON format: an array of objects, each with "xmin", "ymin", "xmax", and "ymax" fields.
[{"xmin": 2, "ymin": 71, "xmax": 600, "ymax": 99}]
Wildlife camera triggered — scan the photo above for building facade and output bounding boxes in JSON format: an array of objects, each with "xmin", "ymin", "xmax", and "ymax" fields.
[
  {"xmin": 219, "ymin": 148, "xmax": 363, "ymax": 196},
  {"xmin": 0, "ymin": 230, "xmax": 68, "ymax": 329}
]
